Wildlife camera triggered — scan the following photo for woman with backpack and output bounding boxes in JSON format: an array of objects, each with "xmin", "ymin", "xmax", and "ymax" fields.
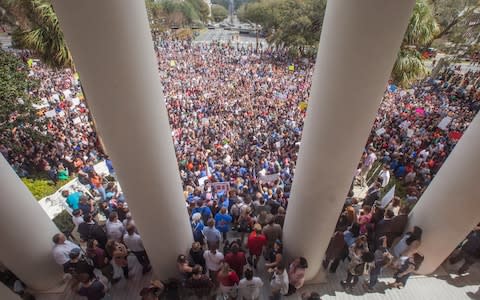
[{"xmin": 340, "ymin": 251, "xmax": 375, "ymax": 291}]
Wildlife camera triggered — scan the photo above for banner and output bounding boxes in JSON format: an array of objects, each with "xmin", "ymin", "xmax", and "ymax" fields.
[
  {"xmin": 209, "ymin": 182, "xmax": 230, "ymax": 193},
  {"xmin": 380, "ymin": 185, "xmax": 395, "ymax": 208}
]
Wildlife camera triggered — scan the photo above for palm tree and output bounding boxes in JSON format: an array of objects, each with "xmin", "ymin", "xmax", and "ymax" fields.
[
  {"xmin": 392, "ymin": 0, "xmax": 439, "ymax": 87},
  {"xmin": 7, "ymin": 0, "xmax": 72, "ymax": 69}
]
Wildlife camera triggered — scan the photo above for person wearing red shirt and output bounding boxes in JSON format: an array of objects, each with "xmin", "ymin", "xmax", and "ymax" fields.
[
  {"xmin": 247, "ymin": 223, "xmax": 267, "ymax": 269},
  {"xmin": 224, "ymin": 242, "xmax": 247, "ymax": 279},
  {"xmin": 217, "ymin": 262, "xmax": 240, "ymax": 299}
]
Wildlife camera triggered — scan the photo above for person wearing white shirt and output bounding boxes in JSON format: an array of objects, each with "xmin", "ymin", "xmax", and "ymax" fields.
[
  {"xmin": 52, "ymin": 233, "xmax": 81, "ymax": 265},
  {"xmin": 270, "ymin": 263, "xmax": 289, "ymax": 299},
  {"xmin": 203, "ymin": 248, "xmax": 224, "ymax": 280},
  {"xmin": 238, "ymin": 268, "xmax": 263, "ymax": 300},
  {"xmin": 123, "ymin": 225, "xmax": 151, "ymax": 274},
  {"xmin": 106, "ymin": 212, "xmax": 125, "ymax": 242},
  {"xmin": 377, "ymin": 165, "xmax": 390, "ymax": 188},
  {"xmin": 72, "ymin": 209, "xmax": 84, "ymax": 227}
]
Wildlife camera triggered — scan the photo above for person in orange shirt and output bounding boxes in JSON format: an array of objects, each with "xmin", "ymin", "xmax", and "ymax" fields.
[{"xmin": 89, "ymin": 171, "xmax": 106, "ymax": 200}]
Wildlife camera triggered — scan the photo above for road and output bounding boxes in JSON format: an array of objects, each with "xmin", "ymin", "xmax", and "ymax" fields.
[{"xmin": 194, "ymin": 28, "xmax": 267, "ymax": 47}]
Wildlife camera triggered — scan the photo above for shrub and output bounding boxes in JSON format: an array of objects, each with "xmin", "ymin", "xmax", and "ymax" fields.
[
  {"xmin": 21, "ymin": 177, "xmax": 71, "ymax": 200},
  {"xmin": 53, "ymin": 210, "xmax": 75, "ymax": 235}
]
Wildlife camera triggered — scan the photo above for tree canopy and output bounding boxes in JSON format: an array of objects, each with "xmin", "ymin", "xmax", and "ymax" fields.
[
  {"xmin": 4, "ymin": 0, "xmax": 72, "ymax": 69},
  {"xmin": 211, "ymin": 4, "xmax": 229, "ymax": 22},
  {"xmin": 392, "ymin": 0, "xmax": 439, "ymax": 87},
  {"xmin": 0, "ymin": 50, "xmax": 47, "ymax": 151},
  {"xmin": 238, "ymin": 0, "xmax": 326, "ymax": 54}
]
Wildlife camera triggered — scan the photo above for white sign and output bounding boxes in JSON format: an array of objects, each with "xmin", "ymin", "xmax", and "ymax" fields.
[
  {"xmin": 73, "ymin": 117, "xmax": 82, "ymax": 124},
  {"xmin": 437, "ymin": 116, "xmax": 452, "ymax": 131},
  {"xmin": 198, "ymin": 176, "xmax": 209, "ymax": 187},
  {"xmin": 380, "ymin": 185, "xmax": 395, "ymax": 208},
  {"xmin": 375, "ymin": 128, "xmax": 386, "ymax": 136},
  {"xmin": 44, "ymin": 110, "xmax": 56, "ymax": 118},
  {"xmin": 259, "ymin": 173, "xmax": 280, "ymax": 183},
  {"xmin": 407, "ymin": 129, "xmax": 414, "ymax": 138},
  {"xmin": 71, "ymin": 97, "xmax": 80, "ymax": 106},
  {"xmin": 63, "ymin": 89, "xmax": 72, "ymax": 100}
]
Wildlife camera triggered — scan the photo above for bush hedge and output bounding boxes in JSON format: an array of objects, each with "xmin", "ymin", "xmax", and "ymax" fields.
[{"xmin": 21, "ymin": 177, "xmax": 70, "ymax": 200}]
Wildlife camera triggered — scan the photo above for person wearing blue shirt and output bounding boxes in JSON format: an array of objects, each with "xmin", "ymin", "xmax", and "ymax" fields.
[
  {"xmin": 214, "ymin": 207, "xmax": 232, "ymax": 242},
  {"xmin": 62, "ymin": 190, "xmax": 82, "ymax": 210},
  {"xmin": 105, "ymin": 158, "xmax": 115, "ymax": 176}
]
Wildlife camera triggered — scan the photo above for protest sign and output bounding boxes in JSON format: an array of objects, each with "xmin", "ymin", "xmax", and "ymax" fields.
[
  {"xmin": 437, "ymin": 116, "xmax": 452, "ymax": 131},
  {"xmin": 375, "ymin": 128, "xmax": 386, "ymax": 136},
  {"xmin": 44, "ymin": 110, "xmax": 56, "ymax": 118},
  {"xmin": 259, "ymin": 173, "xmax": 280, "ymax": 183},
  {"xmin": 380, "ymin": 185, "xmax": 395, "ymax": 208}
]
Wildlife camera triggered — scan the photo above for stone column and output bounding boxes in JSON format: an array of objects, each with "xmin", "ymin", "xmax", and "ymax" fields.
[
  {"xmin": 51, "ymin": 0, "xmax": 193, "ymax": 278},
  {"xmin": 408, "ymin": 113, "xmax": 480, "ymax": 274},
  {"xmin": 0, "ymin": 283, "xmax": 20, "ymax": 300},
  {"xmin": 0, "ymin": 156, "xmax": 63, "ymax": 290},
  {"xmin": 282, "ymin": 0, "xmax": 415, "ymax": 280}
]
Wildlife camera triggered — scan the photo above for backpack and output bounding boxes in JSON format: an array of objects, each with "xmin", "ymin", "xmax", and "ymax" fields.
[{"xmin": 239, "ymin": 216, "xmax": 251, "ymax": 233}]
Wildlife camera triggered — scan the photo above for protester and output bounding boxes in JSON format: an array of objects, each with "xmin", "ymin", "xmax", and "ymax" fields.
[
  {"xmin": 185, "ymin": 265, "xmax": 214, "ymax": 299},
  {"xmin": 388, "ymin": 253, "xmax": 424, "ymax": 289},
  {"xmin": 123, "ymin": 225, "xmax": 152, "ymax": 274},
  {"xmin": 449, "ymin": 223, "xmax": 480, "ymax": 275},
  {"xmin": 238, "ymin": 268, "xmax": 264, "ymax": 300},
  {"xmin": 286, "ymin": 257, "xmax": 308, "ymax": 295},
  {"xmin": 269, "ymin": 263, "xmax": 289, "ymax": 300},
  {"xmin": 203, "ymin": 247, "xmax": 224, "ymax": 284},
  {"xmin": 51, "ymin": 233, "xmax": 81, "ymax": 266},
  {"xmin": 247, "ymin": 223, "xmax": 267, "ymax": 270},
  {"xmin": 224, "ymin": 242, "xmax": 247, "ymax": 279},
  {"xmin": 217, "ymin": 262, "xmax": 240, "ymax": 299}
]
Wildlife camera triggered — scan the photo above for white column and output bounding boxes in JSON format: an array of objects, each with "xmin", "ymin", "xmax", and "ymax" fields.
[
  {"xmin": 0, "ymin": 283, "xmax": 20, "ymax": 300},
  {"xmin": 283, "ymin": 0, "xmax": 415, "ymax": 280},
  {"xmin": 51, "ymin": 0, "xmax": 193, "ymax": 278},
  {"xmin": 0, "ymin": 156, "xmax": 63, "ymax": 290},
  {"xmin": 408, "ymin": 113, "xmax": 480, "ymax": 274}
]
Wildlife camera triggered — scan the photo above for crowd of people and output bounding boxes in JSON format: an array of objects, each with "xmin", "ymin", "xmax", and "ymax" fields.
[
  {"xmin": 0, "ymin": 51, "xmax": 104, "ymax": 185},
  {"xmin": 1, "ymin": 35, "xmax": 480, "ymax": 299}
]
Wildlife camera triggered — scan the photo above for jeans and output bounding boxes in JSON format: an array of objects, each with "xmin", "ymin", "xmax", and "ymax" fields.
[
  {"xmin": 369, "ymin": 264, "xmax": 382, "ymax": 288},
  {"xmin": 95, "ymin": 186, "xmax": 106, "ymax": 201}
]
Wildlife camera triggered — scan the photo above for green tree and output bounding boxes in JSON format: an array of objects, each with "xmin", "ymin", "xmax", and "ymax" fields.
[
  {"xmin": 5, "ymin": 0, "xmax": 72, "ymax": 69},
  {"xmin": 211, "ymin": 4, "xmax": 228, "ymax": 22},
  {"xmin": 0, "ymin": 50, "xmax": 47, "ymax": 152},
  {"xmin": 431, "ymin": 0, "xmax": 480, "ymax": 44},
  {"xmin": 238, "ymin": 0, "xmax": 326, "ymax": 54},
  {"xmin": 392, "ymin": 0, "xmax": 439, "ymax": 87},
  {"xmin": 187, "ymin": 0, "xmax": 210, "ymax": 23}
]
